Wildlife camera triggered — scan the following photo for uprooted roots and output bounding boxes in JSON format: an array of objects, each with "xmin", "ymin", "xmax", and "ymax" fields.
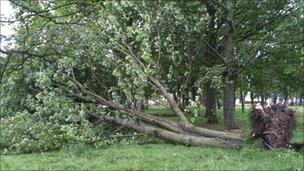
[{"xmin": 251, "ymin": 104, "xmax": 297, "ymax": 150}]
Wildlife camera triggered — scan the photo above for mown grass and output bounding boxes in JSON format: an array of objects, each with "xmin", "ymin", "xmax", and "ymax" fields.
[{"xmin": 1, "ymin": 105, "xmax": 303, "ymax": 170}]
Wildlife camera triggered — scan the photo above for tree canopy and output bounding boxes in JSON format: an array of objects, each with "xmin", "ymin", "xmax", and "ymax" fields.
[{"xmin": 0, "ymin": 0, "xmax": 303, "ymax": 153}]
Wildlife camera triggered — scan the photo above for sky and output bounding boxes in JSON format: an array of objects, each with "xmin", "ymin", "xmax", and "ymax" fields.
[{"xmin": 0, "ymin": 0, "xmax": 16, "ymax": 49}]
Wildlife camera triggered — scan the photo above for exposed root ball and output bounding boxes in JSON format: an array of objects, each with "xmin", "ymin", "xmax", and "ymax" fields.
[{"xmin": 250, "ymin": 104, "xmax": 297, "ymax": 150}]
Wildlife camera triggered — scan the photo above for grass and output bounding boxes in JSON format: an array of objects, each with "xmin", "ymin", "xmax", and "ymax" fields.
[{"xmin": 1, "ymin": 105, "xmax": 303, "ymax": 170}]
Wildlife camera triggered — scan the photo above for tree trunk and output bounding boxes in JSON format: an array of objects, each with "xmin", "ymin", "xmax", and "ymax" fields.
[
  {"xmin": 135, "ymin": 100, "xmax": 143, "ymax": 112},
  {"xmin": 300, "ymin": 91, "xmax": 304, "ymax": 105},
  {"xmin": 191, "ymin": 85, "xmax": 197, "ymax": 101},
  {"xmin": 273, "ymin": 95, "xmax": 277, "ymax": 104},
  {"xmin": 202, "ymin": 96, "xmax": 207, "ymax": 107},
  {"xmin": 224, "ymin": 81, "xmax": 238, "ymax": 129},
  {"xmin": 284, "ymin": 96, "xmax": 289, "ymax": 105},
  {"xmin": 148, "ymin": 76, "xmax": 191, "ymax": 126},
  {"xmin": 290, "ymin": 98, "xmax": 295, "ymax": 106},
  {"xmin": 217, "ymin": 97, "xmax": 221, "ymax": 109},
  {"xmin": 173, "ymin": 92, "xmax": 178, "ymax": 101},
  {"xmin": 202, "ymin": 1, "xmax": 219, "ymax": 122},
  {"xmin": 205, "ymin": 82, "xmax": 218, "ymax": 123},
  {"xmin": 101, "ymin": 115, "xmax": 243, "ymax": 149},
  {"xmin": 261, "ymin": 95, "xmax": 265, "ymax": 106},
  {"xmin": 222, "ymin": 0, "xmax": 238, "ymax": 130},
  {"xmin": 250, "ymin": 91, "xmax": 254, "ymax": 107},
  {"xmin": 240, "ymin": 89, "xmax": 245, "ymax": 113},
  {"xmin": 182, "ymin": 89, "xmax": 190, "ymax": 110}
]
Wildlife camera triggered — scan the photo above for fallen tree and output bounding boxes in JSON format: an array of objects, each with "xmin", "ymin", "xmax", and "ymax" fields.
[
  {"xmin": 1, "ymin": 0, "xmax": 245, "ymax": 150},
  {"xmin": 72, "ymin": 69, "xmax": 244, "ymax": 149},
  {"xmin": 100, "ymin": 115, "xmax": 243, "ymax": 149}
]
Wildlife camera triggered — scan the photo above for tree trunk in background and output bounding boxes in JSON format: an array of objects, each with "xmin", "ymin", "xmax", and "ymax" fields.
[
  {"xmin": 284, "ymin": 96, "xmax": 289, "ymax": 105},
  {"xmin": 205, "ymin": 82, "xmax": 218, "ymax": 123},
  {"xmin": 299, "ymin": 93, "xmax": 304, "ymax": 105},
  {"xmin": 240, "ymin": 89, "xmax": 245, "ymax": 113},
  {"xmin": 273, "ymin": 95, "xmax": 277, "ymax": 104},
  {"xmin": 191, "ymin": 86, "xmax": 197, "ymax": 101},
  {"xmin": 222, "ymin": 0, "xmax": 238, "ymax": 129},
  {"xmin": 290, "ymin": 98, "xmax": 295, "ymax": 106},
  {"xmin": 135, "ymin": 100, "xmax": 143, "ymax": 112},
  {"xmin": 250, "ymin": 91, "xmax": 254, "ymax": 107},
  {"xmin": 173, "ymin": 92, "xmax": 177, "ymax": 101},
  {"xmin": 217, "ymin": 97, "xmax": 221, "ymax": 109},
  {"xmin": 203, "ymin": 1, "xmax": 219, "ymax": 121},
  {"xmin": 300, "ymin": 91, "xmax": 304, "ymax": 105},
  {"xmin": 234, "ymin": 92, "xmax": 236, "ymax": 111},
  {"xmin": 176, "ymin": 80, "xmax": 182, "ymax": 109},
  {"xmin": 182, "ymin": 90, "xmax": 190, "ymax": 111},
  {"xmin": 261, "ymin": 94, "xmax": 265, "ymax": 106},
  {"xmin": 224, "ymin": 81, "xmax": 238, "ymax": 129},
  {"xmin": 202, "ymin": 96, "xmax": 207, "ymax": 107}
]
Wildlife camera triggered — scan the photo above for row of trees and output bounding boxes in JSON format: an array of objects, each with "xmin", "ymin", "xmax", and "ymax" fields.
[{"xmin": 0, "ymin": 0, "xmax": 303, "ymax": 150}]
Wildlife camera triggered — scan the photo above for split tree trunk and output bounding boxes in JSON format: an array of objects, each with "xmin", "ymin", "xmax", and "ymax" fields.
[
  {"xmin": 101, "ymin": 115, "xmax": 243, "ymax": 149},
  {"xmin": 148, "ymin": 76, "xmax": 191, "ymax": 126},
  {"xmin": 79, "ymin": 83, "xmax": 244, "ymax": 149}
]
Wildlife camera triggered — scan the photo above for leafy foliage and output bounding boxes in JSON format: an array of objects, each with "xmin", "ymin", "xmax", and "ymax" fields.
[{"xmin": 0, "ymin": 0, "xmax": 303, "ymax": 153}]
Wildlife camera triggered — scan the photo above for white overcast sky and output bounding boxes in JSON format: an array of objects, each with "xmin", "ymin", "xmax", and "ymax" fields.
[{"xmin": 0, "ymin": 0, "xmax": 16, "ymax": 49}]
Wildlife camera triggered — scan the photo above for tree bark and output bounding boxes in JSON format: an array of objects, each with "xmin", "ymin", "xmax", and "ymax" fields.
[
  {"xmin": 224, "ymin": 81, "xmax": 238, "ymax": 129},
  {"xmin": 205, "ymin": 82, "xmax": 218, "ymax": 123},
  {"xmin": 101, "ymin": 115, "xmax": 243, "ymax": 149},
  {"xmin": 300, "ymin": 91, "xmax": 304, "ymax": 105},
  {"xmin": 202, "ymin": 0, "xmax": 219, "ymax": 123},
  {"xmin": 284, "ymin": 95, "xmax": 289, "ymax": 105},
  {"xmin": 240, "ymin": 89, "xmax": 245, "ymax": 113},
  {"xmin": 185, "ymin": 125, "xmax": 243, "ymax": 141},
  {"xmin": 148, "ymin": 76, "xmax": 191, "ymax": 126},
  {"xmin": 191, "ymin": 85, "xmax": 197, "ymax": 101},
  {"xmin": 182, "ymin": 89, "xmax": 190, "ymax": 111},
  {"xmin": 273, "ymin": 95, "xmax": 277, "ymax": 104},
  {"xmin": 85, "ymin": 90, "xmax": 244, "ymax": 142},
  {"xmin": 222, "ymin": 0, "xmax": 238, "ymax": 130},
  {"xmin": 261, "ymin": 94, "xmax": 265, "ymax": 106},
  {"xmin": 135, "ymin": 100, "xmax": 143, "ymax": 112},
  {"xmin": 217, "ymin": 97, "xmax": 221, "ymax": 109},
  {"xmin": 250, "ymin": 91, "xmax": 254, "ymax": 107}
]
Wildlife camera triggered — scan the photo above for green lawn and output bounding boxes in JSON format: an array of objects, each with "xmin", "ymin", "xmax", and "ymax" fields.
[{"xmin": 1, "ymin": 106, "xmax": 303, "ymax": 170}]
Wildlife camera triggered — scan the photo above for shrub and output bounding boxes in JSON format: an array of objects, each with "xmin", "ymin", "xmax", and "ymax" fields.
[
  {"xmin": 185, "ymin": 105, "xmax": 205, "ymax": 123},
  {"xmin": 0, "ymin": 112, "xmax": 65, "ymax": 153},
  {"xmin": 0, "ymin": 90, "xmax": 109, "ymax": 154}
]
